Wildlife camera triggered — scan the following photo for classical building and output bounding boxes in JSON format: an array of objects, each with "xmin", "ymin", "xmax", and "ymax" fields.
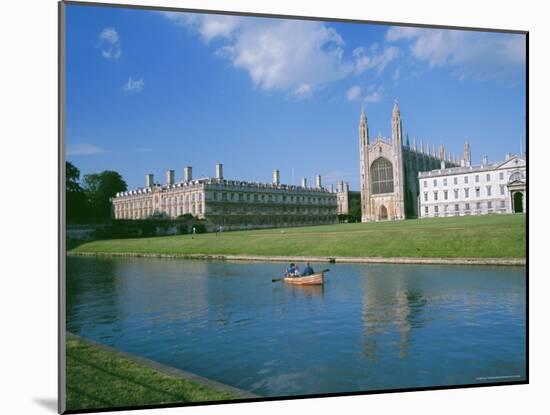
[
  {"xmin": 359, "ymin": 101, "xmax": 460, "ymax": 221},
  {"xmin": 112, "ymin": 164, "xmax": 340, "ymax": 230},
  {"xmin": 418, "ymin": 153, "xmax": 526, "ymax": 218}
]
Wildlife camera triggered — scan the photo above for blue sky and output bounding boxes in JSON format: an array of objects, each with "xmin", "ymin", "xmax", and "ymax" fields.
[{"xmin": 65, "ymin": 4, "xmax": 526, "ymax": 191}]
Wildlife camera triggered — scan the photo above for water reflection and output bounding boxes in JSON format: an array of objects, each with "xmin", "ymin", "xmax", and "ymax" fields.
[
  {"xmin": 361, "ymin": 267, "xmax": 430, "ymax": 361},
  {"xmin": 66, "ymin": 257, "xmax": 526, "ymax": 397}
]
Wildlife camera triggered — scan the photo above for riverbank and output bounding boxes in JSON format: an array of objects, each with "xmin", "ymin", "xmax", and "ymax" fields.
[
  {"xmin": 68, "ymin": 214, "xmax": 526, "ymax": 260},
  {"xmin": 68, "ymin": 251, "xmax": 525, "ymax": 266},
  {"xmin": 65, "ymin": 333, "xmax": 256, "ymax": 412}
]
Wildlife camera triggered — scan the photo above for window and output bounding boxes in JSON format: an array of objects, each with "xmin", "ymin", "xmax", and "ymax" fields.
[
  {"xmin": 435, "ymin": 206, "xmax": 439, "ymax": 213},
  {"xmin": 464, "ymin": 176, "xmax": 469, "ymax": 184},
  {"xmin": 454, "ymin": 189, "xmax": 459, "ymax": 199},
  {"xmin": 500, "ymin": 185, "xmax": 505, "ymax": 195},
  {"xmin": 433, "ymin": 179, "xmax": 437, "ymax": 187},
  {"xmin": 443, "ymin": 178, "xmax": 447, "ymax": 186},
  {"xmin": 500, "ymin": 200, "xmax": 505, "ymax": 208},
  {"xmin": 475, "ymin": 188, "xmax": 480, "ymax": 197},
  {"xmin": 424, "ymin": 206, "xmax": 429, "ymax": 215},
  {"xmin": 464, "ymin": 188, "xmax": 469, "ymax": 198},
  {"xmin": 222, "ymin": 193, "xmax": 227, "ymax": 201},
  {"xmin": 371, "ymin": 158, "xmax": 394, "ymax": 194},
  {"xmin": 475, "ymin": 175, "xmax": 479, "ymax": 183},
  {"xmin": 424, "ymin": 192, "xmax": 428, "ymax": 202},
  {"xmin": 486, "ymin": 186, "xmax": 492, "ymax": 196},
  {"xmin": 486, "ymin": 173, "xmax": 491, "ymax": 181},
  {"xmin": 499, "ymin": 172, "xmax": 504, "ymax": 180},
  {"xmin": 444, "ymin": 190, "xmax": 448, "ymax": 200},
  {"xmin": 455, "ymin": 204, "xmax": 459, "ymax": 211},
  {"xmin": 434, "ymin": 191, "xmax": 438, "ymax": 201},
  {"xmin": 424, "ymin": 180, "xmax": 427, "ymax": 188},
  {"xmin": 510, "ymin": 171, "xmax": 525, "ymax": 182},
  {"xmin": 488, "ymin": 201, "xmax": 492, "ymax": 209},
  {"xmin": 454, "ymin": 177, "xmax": 458, "ymax": 185},
  {"xmin": 465, "ymin": 203, "xmax": 470, "ymax": 211}
]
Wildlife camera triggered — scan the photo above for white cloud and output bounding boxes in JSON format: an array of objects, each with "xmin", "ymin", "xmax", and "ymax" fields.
[
  {"xmin": 163, "ymin": 13, "xmax": 354, "ymax": 95},
  {"xmin": 364, "ymin": 85, "xmax": 383, "ymax": 103},
  {"xmin": 67, "ymin": 143, "xmax": 105, "ymax": 156},
  {"xmin": 99, "ymin": 27, "xmax": 121, "ymax": 59},
  {"xmin": 353, "ymin": 45, "xmax": 400, "ymax": 75},
  {"xmin": 346, "ymin": 85, "xmax": 361, "ymax": 101},
  {"xmin": 386, "ymin": 27, "xmax": 525, "ymax": 80},
  {"xmin": 123, "ymin": 77, "xmax": 144, "ymax": 92}
]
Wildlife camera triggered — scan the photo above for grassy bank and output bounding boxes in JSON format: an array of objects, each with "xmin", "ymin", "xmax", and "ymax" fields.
[
  {"xmin": 69, "ymin": 214, "xmax": 526, "ymax": 259},
  {"xmin": 66, "ymin": 335, "xmax": 241, "ymax": 411}
]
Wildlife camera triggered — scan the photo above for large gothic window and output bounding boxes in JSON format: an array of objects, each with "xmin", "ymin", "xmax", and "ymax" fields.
[{"xmin": 371, "ymin": 157, "xmax": 394, "ymax": 194}]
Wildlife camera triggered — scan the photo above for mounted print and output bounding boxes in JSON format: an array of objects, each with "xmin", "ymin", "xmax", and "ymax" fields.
[{"xmin": 59, "ymin": 1, "xmax": 528, "ymax": 413}]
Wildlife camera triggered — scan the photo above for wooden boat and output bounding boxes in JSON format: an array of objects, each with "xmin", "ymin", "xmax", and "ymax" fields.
[{"xmin": 284, "ymin": 272, "xmax": 324, "ymax": 285}]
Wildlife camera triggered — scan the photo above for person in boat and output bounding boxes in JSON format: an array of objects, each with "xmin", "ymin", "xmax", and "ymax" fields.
[
  {"xmin": 286, "ymin": 263, "xmax": 296, "ymax": 277},
  {"xmin": 301, "ymin": 262, "xmax": 314, "ymax": 276}
]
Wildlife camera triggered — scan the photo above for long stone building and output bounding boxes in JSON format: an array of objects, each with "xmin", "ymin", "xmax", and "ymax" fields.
[
  {"xmin": 112, "ymin": 164, "xmax": 341, "ymax": 230},
  {"xmin": 418, "ymin": 153, "xmax": 526, "ymax": 218},
  {"xmin": 359, "ymin": 100, "xmax": 460, "ymax": 221}
]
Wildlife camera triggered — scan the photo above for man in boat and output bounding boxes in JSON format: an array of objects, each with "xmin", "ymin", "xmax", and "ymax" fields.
[
  {"xmin": 301, "ymin": 262, "xmax": 314, "ymax": 276},
  {"xmin": 286, "ymin": 263, "xmax": 297, "ymax": 277}
]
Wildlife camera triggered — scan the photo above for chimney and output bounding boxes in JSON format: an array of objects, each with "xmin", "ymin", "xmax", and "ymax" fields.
[
  {"xmin": 506, "ymin": 153, "xmax": 512, "ymax": 161},
  {"xmin": 184, "ymin": 166, "xmax": 193, "ymax": 182},
  {"xmin": 301, "ymin": 177, "xmax": 307, "ymax": 188},
  {"xmin": 482, "ymin": 155, "xmax": 488, "ymax": 166},
  {"xmin": 166, "ymin": 169, "xmax": 174, "ymax": 186},
  {"xmin": 345, "ymin": 182, "xmax": 350, "ymax": 192},
  {"xmin": 440, "ymin": 160, "xmax": 446, "ymax": 170},
  {"xmin": 272, "ymin": 169, "xmax": 280, "ymax": 186},
  {"xmin": 315, "ymin": 175, "xmax": 322, "ymax": 189},
  {"xmin": 215, "ymin": 163, "xmax": 223, "ymax": 180},
  {"xmin": 338, "ymin": 180, "xmax": 344, "ymax": 193},
  {"xmin": 146, "ymin": 174, "xmax": 154, "ymax": 188},
  {"xmin": 329, "ymin": 184, "xmax": 334, "ymax": 193}
]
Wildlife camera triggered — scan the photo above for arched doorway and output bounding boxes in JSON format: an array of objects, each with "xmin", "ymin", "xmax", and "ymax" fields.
[
  {"xmin": 513, "ymin": 192, "xmax": 524, "ymax": 213},
  {"xmin": 379, "ymin": 205, "xmax": 388, "ymax": 220}
]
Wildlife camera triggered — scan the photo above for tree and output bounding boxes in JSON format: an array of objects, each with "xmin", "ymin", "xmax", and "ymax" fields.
[
  {"xmin": 66, "ymin": 161, "xmax": 87, "ymax": 222},
  {"xmin": 348, "ymin": 193, "xmax": 362, "ymax": 223},
  {"xmin": 83, "ymin": 170, "xmax": 127, "ymax": 221}
]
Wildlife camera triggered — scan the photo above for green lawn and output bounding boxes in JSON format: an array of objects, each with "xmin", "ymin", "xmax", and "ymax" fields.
[
  {"xmin": 66, "ymin": 335, "xmax": 240, "ymax": 411},
  {"xmin": 69, "ymin": 214, "xmax": 526, "ymax": 259}
]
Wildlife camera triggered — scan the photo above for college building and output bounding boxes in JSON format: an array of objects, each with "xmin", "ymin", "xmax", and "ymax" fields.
[
  {"xmin": 112, "ymin": 163, "xmax": 344, "ymax": 230},
  {"xmin": 359, "ymin": 100, "xmax": 461, "ymax": 222},
  {"xmin": 418, "ymin": 153, "xmax": 526, "ymax": 218}
]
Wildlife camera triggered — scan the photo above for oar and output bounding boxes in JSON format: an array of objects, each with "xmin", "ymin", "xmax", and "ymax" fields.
[{"xmin": 271, "ymin": 269, "xmax": 330, "ymax": 283}]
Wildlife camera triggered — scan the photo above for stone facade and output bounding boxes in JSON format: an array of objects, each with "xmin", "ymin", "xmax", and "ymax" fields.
[
  {"xmin": 336, "ymin": 181, "xmax": 350, "ymax": 215},
  {"xmin": 418, "ymin": 154, "xmax": 526, "ymax": 218},
  {"xmin": 112, "ymin": 164, "xmax": 339, "ymax": 230},
  {"xmin": 359, "ymin": 101, "xmax": 460, "ymax": 221}
]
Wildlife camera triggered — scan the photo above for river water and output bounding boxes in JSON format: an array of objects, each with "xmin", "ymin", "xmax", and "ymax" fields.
[{"xmin": 67, "ymin": 256, "xmax": 526, "ymax": 397}]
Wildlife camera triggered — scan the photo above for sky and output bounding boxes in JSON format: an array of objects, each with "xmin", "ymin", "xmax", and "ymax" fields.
[{"xmin": 65, "ymin": 4, "xmax": 526, "ymax": 191}]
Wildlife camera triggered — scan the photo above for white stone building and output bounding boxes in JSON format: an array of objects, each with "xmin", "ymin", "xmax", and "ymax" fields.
[
  {"xmin": 112, "ymin": 163, "xmax": 341, "ymax": 230},
  {"xmin": 418, "ymin": 154, "xmax": 526, "ymax": 218}
]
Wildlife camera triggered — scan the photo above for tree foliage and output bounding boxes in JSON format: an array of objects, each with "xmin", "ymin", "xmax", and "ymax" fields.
[
  {"xmin": 66, "ymin": 161, "xmax": 87, "ymax": 222},
  {"xmin": 82, "ymin": 170, "xmax": 127, "ymax": 221}
]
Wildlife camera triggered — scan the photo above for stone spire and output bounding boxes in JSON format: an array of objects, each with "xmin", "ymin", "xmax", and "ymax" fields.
[
  {"xmin": 439, "ymin": 144, "xmax": 445, "ymax": 161},
  {"xmin": 420, "ymin": 139, "xmax": 424, "ymax": 154},
  {"xmin": 431, "ymin": 143, "xmax": 436, "ymax": 158},
  {"xmin": 406, "ymin": 133, "xmax": 410, "ymax": 148},
  {"xmin": 464, "ymin": 139, "xmax": 471, "ymax": 167},
  {"xmin": 359, "ymin": 106, "xmax": 369, "ymax": 146},
  {"xmin": 412, "ymin": 135, "xmax": 417, "ymax": 152},
  {"xmin": 391, "ymin": 99, "xmax": 403, "ymax": 145}
]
